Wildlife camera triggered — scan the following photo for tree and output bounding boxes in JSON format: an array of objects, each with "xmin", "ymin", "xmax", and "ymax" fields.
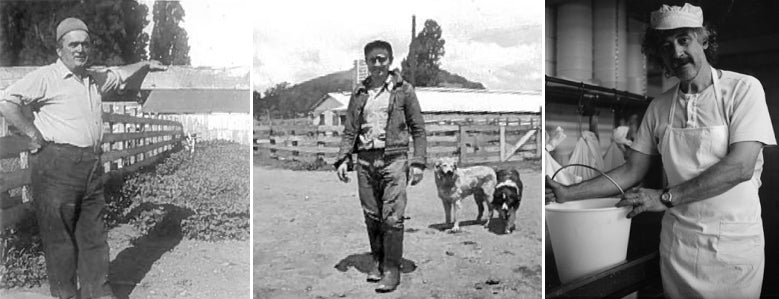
[
  {"xmin": 149, "ymin": 1, "xmax": 190, "ymax": 65},
  {"xmin": 253, "ymin": 82, "xmax": 290, "ymax": 118},
  {"xmin": 0, "ymin": 0, "xmax": 151, "ymax": 67},
  {"xmin": 401, "ymin": 19, "xmax": 446, "ymax": 87},
  {"xmin": 262, "ymin": 82, "xmax": 290, "ymax": 98}
]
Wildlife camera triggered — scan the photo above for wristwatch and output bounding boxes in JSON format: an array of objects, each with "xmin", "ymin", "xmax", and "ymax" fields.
[{"xmin": 660, "ymin": 188, "xmax": 674, "ymax": 208}]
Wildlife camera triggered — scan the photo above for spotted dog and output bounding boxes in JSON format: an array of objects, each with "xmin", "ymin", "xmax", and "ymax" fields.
[
  {"xmin": 492, "ymin": 169, "xmax": 522, "ymax": 234},
  {"xmin": 433, "ymin": 157, "xmax": 497, "ymax": 232}
]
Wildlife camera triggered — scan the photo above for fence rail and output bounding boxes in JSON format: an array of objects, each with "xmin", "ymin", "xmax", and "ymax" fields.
[
  {"xmin": 1, "ymin": 110, "xmax": 184, "ymax": 229},
  {"xmin": 254, "ymin": 118, "xmax": 541, "ymax": 166}
]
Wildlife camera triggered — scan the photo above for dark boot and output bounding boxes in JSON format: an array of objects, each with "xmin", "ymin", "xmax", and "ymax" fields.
[
  {"xmin": 375, "ymin": 226, "xmax": 403, "ymax": 293},
  {"xmin": 365, "ymin": 218, "xmax": 383, "ymax": 282}
]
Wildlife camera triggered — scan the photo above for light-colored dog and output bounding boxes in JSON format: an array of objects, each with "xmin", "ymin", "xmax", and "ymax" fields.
[{"xmin": 433, "ymin": 157, "xmax": 497, "ymax": 232}]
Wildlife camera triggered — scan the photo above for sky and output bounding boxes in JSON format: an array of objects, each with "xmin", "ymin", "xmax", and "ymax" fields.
[
  {"xmin": 139, "ymin": 0, "xmax": 252, "ymax": 69},
  {"xmin": 253, "ymin": 0, "xmax": 544, "ymax": 93}
]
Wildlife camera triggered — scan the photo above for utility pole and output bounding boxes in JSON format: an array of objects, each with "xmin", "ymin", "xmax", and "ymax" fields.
[{"xmin": 410, "ymin": 15, "xmax": 417, "ymax": 86}]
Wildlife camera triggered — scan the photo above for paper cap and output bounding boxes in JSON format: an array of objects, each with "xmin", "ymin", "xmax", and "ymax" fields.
[{"xmin": 650, "ymin": 3, "xmax": 703, "ymax": 30}]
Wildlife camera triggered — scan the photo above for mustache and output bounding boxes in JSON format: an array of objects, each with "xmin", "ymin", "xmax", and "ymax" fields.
[{"xmin": 672, "ymin": 57, "xmax": 693, "ymax": 68}]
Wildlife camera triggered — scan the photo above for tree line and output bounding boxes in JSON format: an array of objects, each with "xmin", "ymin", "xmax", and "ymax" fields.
[{"xmin": 0, "ymin": 0, "xmax": 190, "ymax": 67}]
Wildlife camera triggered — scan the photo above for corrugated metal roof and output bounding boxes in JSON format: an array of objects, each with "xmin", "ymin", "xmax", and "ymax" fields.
[
  {"xmin": 324, "ymin": 91, "xmax": 351, "ymax": 108},
  {"xmin": 141, "ymin": 89, "xmax": 249, "ymax": 114},
  {"xmin": 321, "ymin": 87, "xmax": 542, "ymax": 113}
]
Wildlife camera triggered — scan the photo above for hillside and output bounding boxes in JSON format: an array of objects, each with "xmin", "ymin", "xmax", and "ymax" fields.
[
  {"xmin": 254, "ymin": 70, "xmax": 353, "ymax": 117},
  {"xmin": 436, "ymin": 69, "xmax": 486, "ymax": 89},
  {"xmin": 254, "ymin": 68, "xmax": 485, "ymax": 117}
]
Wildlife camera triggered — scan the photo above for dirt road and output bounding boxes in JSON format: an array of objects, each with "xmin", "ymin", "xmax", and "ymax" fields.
[{"xmin": 254, "ymin": 165, "xmax": 542, "ymax": 299}]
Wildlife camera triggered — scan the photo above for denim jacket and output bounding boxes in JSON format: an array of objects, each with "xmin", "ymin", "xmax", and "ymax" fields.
[{"xmin": 334, "ymin": 70, "xmax": 427, "ymax": 169}]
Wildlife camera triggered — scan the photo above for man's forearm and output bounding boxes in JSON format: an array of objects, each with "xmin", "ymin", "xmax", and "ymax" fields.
[
  {"xmin": 670, "ymin": 143, "xmax": 761, "ymax": 206},
  {"xmin": 406, "ymin": 91, "xmax": 427, "ymax": 168},
  {"xmin": 565, "ymin": 163, "xmax": 641, "ymax": 200},
  {"xmin": 116, "ymin": 61, "xmax": 152, "ymax": 81},
  {"xmin": 564, "ymin": 150, "xmax": 652, "ymax": 200},
  {"xmin": 0, "ymin": 101, "xmax": 40, "ymax": 139}
]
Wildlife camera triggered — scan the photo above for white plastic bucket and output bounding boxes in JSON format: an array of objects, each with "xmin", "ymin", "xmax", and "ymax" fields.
[{"xmin": 546, "ymin": 197, "xmax": 632, "ymax": 283}]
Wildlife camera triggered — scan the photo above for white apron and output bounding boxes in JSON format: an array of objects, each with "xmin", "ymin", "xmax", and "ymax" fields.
[{"xmin": 658, "ymin": 67, "xmax": 764, "ymax": 299}]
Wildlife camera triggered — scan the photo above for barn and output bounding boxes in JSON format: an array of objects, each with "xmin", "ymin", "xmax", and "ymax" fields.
[
  {"xmin": 134, "ymin": 67, "xmax": 251, "ymax": 145},
  {"xmin": 310, "ymin": 87, "xmax": 543, "ymax": 126}
]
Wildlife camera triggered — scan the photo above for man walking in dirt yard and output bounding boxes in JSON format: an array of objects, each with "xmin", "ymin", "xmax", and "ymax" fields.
[
  {"xmin": 0, "ymin": 18, "xmax": 165, "ymax": 299},
  {"xmin": 335, "ymin": 40, "xmax": 427, "ymax": 293}
]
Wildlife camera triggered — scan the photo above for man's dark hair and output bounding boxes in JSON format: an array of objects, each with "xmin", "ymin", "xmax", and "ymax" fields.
[
  {"xmin": 641, "ymin": 23, "xmax": 719, "ymax": 75},
  {"xmin": 364, "ymin": 40, "xmax": 393, "ymax": 58}
]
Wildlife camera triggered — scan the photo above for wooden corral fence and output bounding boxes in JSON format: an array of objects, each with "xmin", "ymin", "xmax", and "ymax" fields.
[
  {"xmin": 0, "ymin": 104, "xmax": 184, "ymax": 230},
  {"xmin": 256, "ymin": 117, "xmax": 313, "ymax": 127},
  {"xmin": 254, "ymin": 117, "xmax": 541, "ymax": 166},
  {"xmin": 253, "ymin": 117, "xmax": 313, "ymax": 145}
]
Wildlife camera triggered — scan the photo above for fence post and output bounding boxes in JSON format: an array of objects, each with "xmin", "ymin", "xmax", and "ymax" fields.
[
  {"xmin": 536, "ymin": 107, "xmax": 543, "ymax": 158},
  {"xmin": 499, "ymin": 124, "xmax": 506, "ymax": 162},
  {"xmin": 1, "ymin": 116, "xmax": 7, "ymax": 136},
  {"xmin": 458, "ymin": 125, "xmax": 466, "ymax": 165},
  {"xmin": 19, "ymin": 151, "xmax": 30, "ymax": 203}
]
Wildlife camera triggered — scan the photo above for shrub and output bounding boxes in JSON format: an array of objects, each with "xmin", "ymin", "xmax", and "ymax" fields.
[
  {"xmin": 107, "ymin": 140, "xmax": 250, "ymax": 241},
  {"xmin": 0, "ymin": 217, "xmax": 45, "ymax": 288}
]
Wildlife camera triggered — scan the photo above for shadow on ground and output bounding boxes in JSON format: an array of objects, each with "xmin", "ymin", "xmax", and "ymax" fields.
[
  {"xmin": 108, "ymin": 204, "xmax": 193, "ymax": 299},
  {"xmin": 427, "ymin": 218, "xmax": 513, "ymax": 235},
  {"xmin": 334, "ymin": 252, "xmax": 417, "ymax": 274},
  {"xmin": 486, "ymin": 217, "xmax": 512, "ymax": 235}
]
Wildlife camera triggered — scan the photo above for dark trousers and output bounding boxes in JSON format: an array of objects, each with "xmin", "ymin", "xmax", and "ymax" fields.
[
  {"xmin": 355, "ymin": 150, "xmax": 408, "ymax": 229},
  {"xmin": 31, "ymin": 143, "xmax": 113, "ymax": 299}
]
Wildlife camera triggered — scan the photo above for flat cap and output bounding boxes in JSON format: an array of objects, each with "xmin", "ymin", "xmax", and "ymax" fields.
[
  {"xmin": 650, "ymin": 3, "xmax": 704, "ymax": 30},
  {"xmin": 56, "ymin": 17, "xmax": 89, "ymax": 41}
]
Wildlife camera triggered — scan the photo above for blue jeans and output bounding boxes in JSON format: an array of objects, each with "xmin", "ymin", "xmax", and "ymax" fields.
[
  {"xmin": 31, "ymin": 143, "xmax": 113, "ymax": 299},
  {"xmin": 355, "ymin": 150, "xmax": 408, "ymax": 229}
]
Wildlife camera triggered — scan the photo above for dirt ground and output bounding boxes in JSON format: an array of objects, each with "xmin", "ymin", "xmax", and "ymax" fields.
[
  {"xmin": 254, "ymin": 163, "xmax": 542, "ymax": 299},
  {"xmin": 1, "ymin": 222, "xmax": 250, "ymax": 299}
]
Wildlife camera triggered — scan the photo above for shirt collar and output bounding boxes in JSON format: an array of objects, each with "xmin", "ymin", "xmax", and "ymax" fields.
[
  {"xmin": 55, "ymin": 59, "xmax": 91, "ymax": 80},
  {"xmin": 361, "ymin": 69, "xmax": 402, "ymax": 93},
  {"xmin": 373, "ymin": 75, "xmax": 394, "ymax": 92}
]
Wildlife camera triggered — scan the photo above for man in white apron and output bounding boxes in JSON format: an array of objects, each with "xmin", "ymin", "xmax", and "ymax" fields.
[{"xmin": 545, "ymin": 3, "xmax": 776, "ymax": 298}]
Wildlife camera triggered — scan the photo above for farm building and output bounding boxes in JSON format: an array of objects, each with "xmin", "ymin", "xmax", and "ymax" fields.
[
  {"xmin": 311, "ymin": 91, "xmax": 350, "ymax": 126},
  {"xmin": 141, "ymin": 88, "xmax": 251, "ymax": 145},
  {"xmin": 134, "ymin": 67, "xmax": 251, "ymax": 145},
  {"xmin": 310, "ymin": 87, "xmax": 543, "ymax": 126}
]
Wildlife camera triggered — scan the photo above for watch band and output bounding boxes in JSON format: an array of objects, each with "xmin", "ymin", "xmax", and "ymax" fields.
[{"xmin": 661, "ymin": 188, "xmax": 674, "ymax": 208}]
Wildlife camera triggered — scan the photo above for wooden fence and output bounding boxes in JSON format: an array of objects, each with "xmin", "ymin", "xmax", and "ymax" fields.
[
  {"xmin": 254, "ymin": 119, "xmax": 541, "ymax": 166},
  {"xmin": 0, "ymin": 107, "xmax": 184, "ymax": 230}
]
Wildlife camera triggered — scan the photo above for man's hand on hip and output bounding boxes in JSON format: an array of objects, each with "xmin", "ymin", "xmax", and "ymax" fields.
[
  {"xmin": 409, "ymin": 166, "xmax": 424, "ymax": 186},
  {"xmin": 28, "ymin": 130, "xmax": 47, "ymax": 154}
]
